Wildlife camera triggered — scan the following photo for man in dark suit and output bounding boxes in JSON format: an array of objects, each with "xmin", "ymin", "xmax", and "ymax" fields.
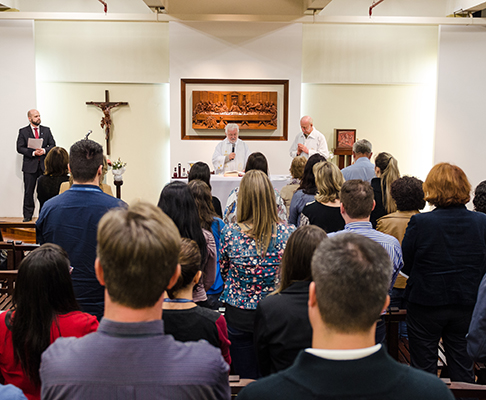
[{"xmin": 16, "ymin": 109, "xmax": 56, "ymax": 221}]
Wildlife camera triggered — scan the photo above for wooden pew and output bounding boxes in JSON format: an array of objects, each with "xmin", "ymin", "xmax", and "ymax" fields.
[
  {"xmin": 384, "ymin": 307, "xmax": 409, "ymax": 363},
  {"xmin": 0, "ymin": 242, "xmax": 17, "ymax": 270},
  {"xmin": 229, "ymin": 375, "xmax": 254, "ymax": 397},
  {"xmin": 442, "ymin": 379, "xmax": 486, "ymax": 398},
  {"xmin": 0, "ymin": 270, "xmax": 18, "ymax": 311}
]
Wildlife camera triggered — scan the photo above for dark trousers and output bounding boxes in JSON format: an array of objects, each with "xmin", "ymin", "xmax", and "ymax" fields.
[
  {"xmin": 407, "ymin": 302, "xmax": 475, "ymax": 383},
  {"xmin": 227, "ymin": 325, "xmax": 260, "ymax": 379},
  {"xmin": 390, "ymin": 287, "xmax": 408, "ymax": 338},
  {"xmin": 23, "ymin": 167, "xmax": 42, "ymax": 219}
]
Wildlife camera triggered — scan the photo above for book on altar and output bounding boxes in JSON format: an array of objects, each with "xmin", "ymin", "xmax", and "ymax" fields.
[
  {"xmin": 224, "ymin": 170, "xmax": 245, "ymax": 177},
  {"xmin": 28, "ymin": 138, "xmax": 43, "ymax": 149}
]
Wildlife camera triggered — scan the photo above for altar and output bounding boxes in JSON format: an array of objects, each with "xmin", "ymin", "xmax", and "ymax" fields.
[{"xmin": 172, "ymin": 174, "xmax": 291, "ymax": 207}]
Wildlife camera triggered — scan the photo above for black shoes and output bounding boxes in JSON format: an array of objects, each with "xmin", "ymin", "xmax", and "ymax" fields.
[{"xmin": 23, "ymin": 217, "xmax": 32, "ymax": 222}]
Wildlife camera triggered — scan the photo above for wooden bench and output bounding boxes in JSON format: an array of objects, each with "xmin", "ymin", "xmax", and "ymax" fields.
[
  {"xmin": 384, "ymin": 307, "xmax": 409, "ymax": 363},
  {"xmin": 0, "ymin": 270, "xmax": 18, "ymax": 311},
  {"xmin": 0, "ymin": 241, "xmax": 40, "ymax": 270},
  {"xmin": 442, "ymin": 379, "xmax": 486, "ymax": 398},
  {"xmin": 229, "ymin": 375, "xmax": 254, "ymax": 397}
]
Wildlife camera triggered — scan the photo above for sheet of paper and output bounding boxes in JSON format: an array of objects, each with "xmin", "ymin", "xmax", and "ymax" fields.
[{"xmin": 27, "ymin": 138, "xmax": 43, "ymax": 149}]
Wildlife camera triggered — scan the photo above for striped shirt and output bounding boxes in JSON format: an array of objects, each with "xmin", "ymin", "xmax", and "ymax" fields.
[{"xmin": 328, "ymin": 222, "xmax": 403, "ymax": 289}]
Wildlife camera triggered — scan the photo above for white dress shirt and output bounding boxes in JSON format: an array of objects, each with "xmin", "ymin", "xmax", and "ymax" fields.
[{"xmin": 289, "ymin": 128, "xmax": 329, "ymax": 159}]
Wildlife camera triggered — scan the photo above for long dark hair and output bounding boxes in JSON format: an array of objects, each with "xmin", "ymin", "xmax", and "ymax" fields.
[
  {"xmin": 274, "ymin": 225, "xmax": 327, "ymax": 294},
  {"xmin": 11, "ymin": 243, "xmax": 79, "ymax": 386},
  {"xmin": 157, "ymin": 181, "xmax": 208, "ymax": 265},
  {"xmin": 245, "ymin": 152, "xmax": 268, "ymax": 175},
  {"xmin": 188, "ymin": 162, "xmax": 212, "ymax": 190},
  {"xmin": 298, "ymin": 154, "xmax": 326, "ymax": 195},
  {"xmin": 188, "ymin": 180, "xmax": 218, "ymax": 231}
]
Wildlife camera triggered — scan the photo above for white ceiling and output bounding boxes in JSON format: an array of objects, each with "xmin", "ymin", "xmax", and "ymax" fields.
[{"xmin": 1, "ymin": 0, "xmax": 485, "ymax": 21}]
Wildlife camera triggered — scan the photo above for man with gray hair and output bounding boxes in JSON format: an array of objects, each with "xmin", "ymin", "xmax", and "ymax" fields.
[
  {"xmin": 238, "ymin": 233, "xmax": 454, "ymax": 400},
  {"xmin": 212, "ymin": 123, "xmax": 250, "ymax": 174},
  {"xmin": 341, "ymin": 138, "xmax": 375, "ymax": 182}
]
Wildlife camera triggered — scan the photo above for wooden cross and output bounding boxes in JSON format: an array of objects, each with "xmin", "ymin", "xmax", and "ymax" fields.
[{"xmin": 86, "ymin": 90, "xmax": 128, "ymax": 155}]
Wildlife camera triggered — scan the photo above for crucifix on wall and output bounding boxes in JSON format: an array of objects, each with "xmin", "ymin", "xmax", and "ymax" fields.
[{"xmin": 86, "ymin": 90, "xmax": 128, "ymax": 155}]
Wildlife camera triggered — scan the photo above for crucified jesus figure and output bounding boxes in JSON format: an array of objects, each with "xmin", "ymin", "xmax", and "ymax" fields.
[{"xmin": 86, "ymin": 90, "xmax": 128, "ymax": 155}]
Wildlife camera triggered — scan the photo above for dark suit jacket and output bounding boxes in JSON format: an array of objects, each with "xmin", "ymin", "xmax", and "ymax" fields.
[
  {"xmin": 16, "ymin": 125, "xmax": 56, "ymax": 173},
  {"xmin": 402, "ymin": 205, "xmax": 486, "ymax": 306}
]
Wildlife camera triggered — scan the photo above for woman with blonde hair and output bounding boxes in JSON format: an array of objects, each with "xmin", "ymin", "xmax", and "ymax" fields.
[
  {"xmin": 300, "ymin": 161, "xmax": 345, "ymax": 233},
  {"xmin": 220, "ymin": 170, "xmax": 295, "ymax": 379},
  {"xmin": 370, "ymin": 152, "xmax": 400, "ymax": 227},
  {"xmin": 280, "ymin": 156, "xmax": 307, "ymax": 217},
  {"xmin": 402, "ymin": 162, "xmax": 486, "ymax": 383}
]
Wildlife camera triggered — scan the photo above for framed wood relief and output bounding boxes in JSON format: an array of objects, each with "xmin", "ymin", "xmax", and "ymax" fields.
[
  {"xmin": 181, "ymin": 78, "xmax": 289, "ymax": 141},
  {"xmin": 335, "ymin": 129, "xmax": 356, "ymax": 150}
]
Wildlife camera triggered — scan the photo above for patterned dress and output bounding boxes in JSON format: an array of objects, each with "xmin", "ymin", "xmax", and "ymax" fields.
[
  {"xmin": 223, "ymin": 187, "xmax": 287, "ymax": 224},
  {"xmin": 219, "ymin": 222, "xmax": 296, "ymax": 310}
]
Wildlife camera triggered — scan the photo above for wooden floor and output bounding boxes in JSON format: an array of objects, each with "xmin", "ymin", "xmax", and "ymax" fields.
[{"xmin": 0, "ymin": 218, "xmax": 36, "ymax": 244}]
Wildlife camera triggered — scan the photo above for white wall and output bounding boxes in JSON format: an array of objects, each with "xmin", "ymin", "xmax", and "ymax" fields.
[
  {"xmin": 435, "ymin": 25, "xmax": 486, "ymax": 192},
  {"xmin": 169, "ymin": 22, "xmax": 303, "ymax": 177},
  {"xmin": 34, "ymin": 21, "xmax": 170, "ymax": 207},
  {"xmin": 0, "ymin": 20, "xmax": 36, "ymax": 217},
  {"xmin": 302, "ymin": 24, "xmax": 439, "ymax": 180}
]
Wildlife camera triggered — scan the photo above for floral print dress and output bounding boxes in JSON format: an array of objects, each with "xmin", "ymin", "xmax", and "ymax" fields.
[{"xmin": 219, "ymin": 222, "xmax": 296, "ymax": 310}]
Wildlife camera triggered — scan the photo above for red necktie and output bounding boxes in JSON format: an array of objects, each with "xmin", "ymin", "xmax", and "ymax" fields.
[{"xmin": 34, "ymin": 127, "xmax": 39, "ymax": 139}]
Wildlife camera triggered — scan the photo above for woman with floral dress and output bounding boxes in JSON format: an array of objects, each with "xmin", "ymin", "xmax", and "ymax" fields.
[{"xmin": 220, "ymin": 170, "xmax": 295, "ymax": 379}]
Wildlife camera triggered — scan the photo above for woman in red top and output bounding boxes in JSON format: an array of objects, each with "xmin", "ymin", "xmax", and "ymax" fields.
[{"xmin": 0, "ymin": 244, "xmax": 99, "ymax": 400}]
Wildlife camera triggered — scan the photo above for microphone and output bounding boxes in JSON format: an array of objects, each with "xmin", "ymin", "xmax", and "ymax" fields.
[
  {"xmin": 85, "ymin": 130, "xmax": 92, "ymax": 140},
  {"xmin": 232, "ymin": 144, "xmax": 235, "ymax": 153}
]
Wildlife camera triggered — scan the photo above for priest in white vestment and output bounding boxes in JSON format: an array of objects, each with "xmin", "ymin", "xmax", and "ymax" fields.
[{"xmin": 212, "ymin": 123, "xmax": 250, "ymax": 174}]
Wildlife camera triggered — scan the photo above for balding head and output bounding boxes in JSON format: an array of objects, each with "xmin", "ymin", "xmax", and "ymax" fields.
[
  {"xmin": 300, "ymin": 116, "xmax": 314, "ymax": 136},
  {"xmin": 27, "ymin": 109, "xmax": 41, "ymax": 126}
]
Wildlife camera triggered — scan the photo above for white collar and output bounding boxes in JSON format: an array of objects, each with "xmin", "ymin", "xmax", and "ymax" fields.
[{"xmin": 305, "ymin": 344, "xmax": 381, "ymax": 361}]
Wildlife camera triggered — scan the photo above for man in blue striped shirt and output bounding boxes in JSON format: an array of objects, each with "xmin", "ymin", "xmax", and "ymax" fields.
[{"xmin": 328, "ymin": 180, "xmax": 403, "ymax": 343}]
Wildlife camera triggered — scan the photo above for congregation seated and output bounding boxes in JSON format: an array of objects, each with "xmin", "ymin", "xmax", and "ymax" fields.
[
  {"xmin": 288, "ymin": 153, "xmax": 325, "ymax": 226},
  {"xmin": 223, "ymin": 152, "xmax": 287, "ymax": 224},
  {"xmin": 188, "ymin": 161, "xmax": 223, "ymax": 217},
  {"xmin": 255, "ymin": 225, "xmax": 327, "ymax": 376},
  {"xmin": 220, "ymin": 170, "xmax": 295, "ymax": 379},
  {"xmin": 158, "ymin": 181, "xmax": 216, "ymax": 308},
  {"xmin": 299, "ymin": 161, "xmax": 345, "ymax": 233},
  {"xmin": 36, "ymin": 146, "xmax": 69, "ymax": 212},
  {"xmin": 370, "ymin": 152, "xmax": 400, "ymax": 228},
  {"xmin": 162, "ymin": 238, "xmax": 231, "ymax": 366},
  {"xmin": 0, "ymin": 244, "xmax": 98, "ymax": 400},
  {"xmin": 238, "ymin": 234, "xmax": 454, "ymax": 400},
  {"xmin": 280, "ymin": 156, "xmax": 306, "ymax": 217}
]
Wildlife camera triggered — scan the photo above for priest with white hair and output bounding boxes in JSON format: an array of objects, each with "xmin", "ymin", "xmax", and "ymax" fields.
[{"xmin": 212, "ymin": 123, "xmax": 250, "ymax": 174}]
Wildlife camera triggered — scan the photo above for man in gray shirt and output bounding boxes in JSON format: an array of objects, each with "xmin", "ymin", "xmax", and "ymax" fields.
[
  {"xmin": 40, "ymin": 202, "xmax": 230, "ymax": 400},
  {"xmin": 341, "ymin": 139, "xmax": 376, "ymax": 182}
]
